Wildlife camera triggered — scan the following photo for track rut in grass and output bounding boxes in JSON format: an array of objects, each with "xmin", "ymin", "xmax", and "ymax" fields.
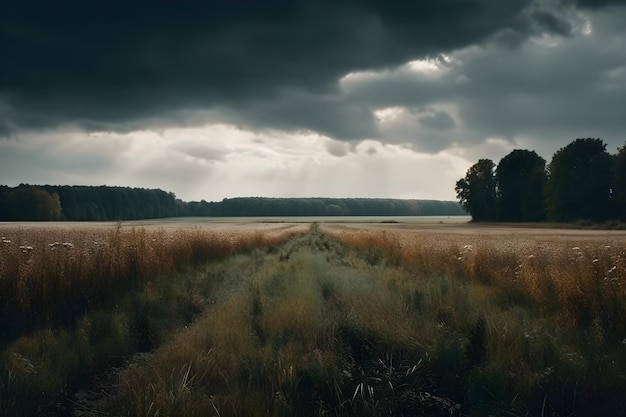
[
  {"xmin": 77, "ymin": 224, "xmax": 463, "ymax": 417},
  {"xmin": 57, "ymin": 222, "xmax": 626, "ymax": 416}
]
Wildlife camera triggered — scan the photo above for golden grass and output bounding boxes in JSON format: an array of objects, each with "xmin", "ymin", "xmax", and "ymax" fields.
[
  {"xmin": 0, "ymin": 223, "xmax": 306, "ymax": 416},
  {"xmin": 321, "ymin": 225, "xmax": 626, "ymax": 337},
  {"xmin": 0, "ymin": 224, "xmax": 305, "ymax": 339},
  {"xmin": 3, "ymin": 222, "xmax": 626, "ymax": 416}
]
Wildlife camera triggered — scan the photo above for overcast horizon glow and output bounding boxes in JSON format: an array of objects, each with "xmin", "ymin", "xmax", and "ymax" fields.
[{"xmin": 1, "ymin": 1, "xmax": 625, "ymax": 202}]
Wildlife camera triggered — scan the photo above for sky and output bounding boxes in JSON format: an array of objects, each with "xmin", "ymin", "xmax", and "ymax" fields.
[{"xmin": 1, "ymin": 0, "xmax": 625, "ymax": 202}]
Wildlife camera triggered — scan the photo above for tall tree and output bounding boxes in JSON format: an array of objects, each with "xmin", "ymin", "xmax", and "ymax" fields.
[
  {"xmin": 496, "ymin": 149, "xmax": 547, "ymax": 222},
  {"xmin": 545, "ymin": 138, "xmax": 614, "ymax": 222},
  {"xmin": 614, "ymin": 141, "xmax": 626, "ymax": 220},
  {"xmin": 456, "ymin": 159, "xmax": 497, "ymax": 221},
  {"xmin": 11, "ymin": 185, "xmax": 62, "ymax": 221}
]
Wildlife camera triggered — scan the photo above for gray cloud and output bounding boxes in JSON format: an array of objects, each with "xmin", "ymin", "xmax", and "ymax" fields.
[
  {"xmin": 316, "ymin": 3, "xmax": 626, "ymax": 156},
  {"xmin": 220, "ymin": 92, "xmax": 380, "ymax": 140},
  {"xmin": 1, "ymin": 0, "xmax": 625, "ymax": 202},
  {"xmin": 418, "ymin": 110, "xmax": 457, "ymax": 131},
  {"xmin": 1, "ymin": 0, "xmax": 542, "ymax": 136},
  {"xmin": 326, "ymin": 140, "xmax": 350, "ymax": 157},
  {"xmin": 455, "ymin": 8, "xmax": 626, "ymax": 148},
  {"xmin": 571, "ymin": 0, "xmax": 626, "ymax": 9}
]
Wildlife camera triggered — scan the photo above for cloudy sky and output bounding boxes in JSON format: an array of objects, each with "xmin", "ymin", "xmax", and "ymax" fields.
[{"xmin": 1, "ymin": 0, "xmax": 625, "ymax": 202}]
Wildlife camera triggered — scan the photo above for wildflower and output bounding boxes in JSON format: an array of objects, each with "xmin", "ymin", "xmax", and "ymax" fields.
[
  {"xmin": 1, "ymin": 237, "xmax": 10, "ymax": 244},
  {"xmin": 62, "ymin": 242, "xmax": 74, "ymax": 249}
]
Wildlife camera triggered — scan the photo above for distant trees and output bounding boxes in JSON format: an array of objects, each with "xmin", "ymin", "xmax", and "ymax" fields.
[
  {"xmin": 0, "ymin": 186, "xmax": 466, "ymax": 221},
  {"xmin": 0, "ymin": 185, "xmax": 62, "ymax": 221},
  {"xmin": 209, "ymin": 197, "xmax": 465, "ymax": 217},
  {"xmin": 496, "ymin": 150, "xmax": 546, "ymax": 222},
  {"xmin": 455, "ymin": 159, "xmax": 497, "ymax": 221},
  {"xmin": 614, "ymin": 142, "xmax": 626, "ymax": 219},
  {"xmin": 458, "ymin": 138, "xmax": 624, "ymax": 223},
  {"xmin": 0, "ymin": 185, "xmax": 183, "ymax": 221},
  {"xmin": 545, "ymin": 138, "xmax": 614, "ymax": 222}
]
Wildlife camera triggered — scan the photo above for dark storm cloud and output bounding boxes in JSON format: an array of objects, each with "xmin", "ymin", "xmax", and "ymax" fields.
[
  {"xmin": 571, "ymin": 0, "xmax": 626, "ymax": 8},
  {"xmin": 454, "ymin": 6, "xmax": 626, "ymax": 145},
  {"xmin": 332, "ymin": 0, "xmax": 626, "ymax": 155},
  {"xmin": 418, "ymin": 110, "xmax": 456, "ymax": 131},
  {"xmin": 1, "ymin": 0, "xmax": 535, "ymax": 136},
  {"xmin": 214, "ymin": 92, "xmax": 379, "ymax": 140}
]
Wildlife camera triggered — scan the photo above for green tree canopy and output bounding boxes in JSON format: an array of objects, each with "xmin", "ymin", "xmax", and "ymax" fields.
[
  {"xmin": 455, "ymin": 159, "xmax": 497, "ymax": 221},
  {"xmin": 496, "ymin": 149, "xmax": 547, "ymax": 222},
  {"xmin": 0, "ymin": 185, "xmax": 62, "ymax": 221},
  {"xmin": 614, "ymin": 141, "xmax": 626, "ymax": 220},
  {"xmin": 545, "ymin": 138, "xmax": 614, "ymax": 222}
]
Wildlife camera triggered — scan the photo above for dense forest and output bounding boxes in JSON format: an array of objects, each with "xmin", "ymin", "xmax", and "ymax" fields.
[
  {"xmin": 0, "ymin": 185, "xmax": 465, "ymax": 221},
  {"xmin": 456, "ymin": 138, "xmax": 626, "ymax": 223},
  {"xmin": 204, "ymin": 197, "xmax": 465, "ymax": 217}
]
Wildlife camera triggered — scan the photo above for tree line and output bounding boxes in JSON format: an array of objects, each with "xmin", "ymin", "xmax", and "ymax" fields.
[
  {"xmin": 0, "ymin": 185, "xmax": 466, "ymax": 221},
  {"xmin": 456, "ymin": 138, "xmax": 626, "ymax": 223},
  {"xmin": 0, "ymin": 185, "xmax": 183, "ymax": 221},
  {"xmin": 201, "ymin": 197, "xmax": 465, "ymax": 217}
]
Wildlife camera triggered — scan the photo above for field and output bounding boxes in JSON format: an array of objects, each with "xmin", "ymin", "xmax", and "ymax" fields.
[{"xmin": 1, "ymin": 219, "xmax": 625, "ymax": 416}]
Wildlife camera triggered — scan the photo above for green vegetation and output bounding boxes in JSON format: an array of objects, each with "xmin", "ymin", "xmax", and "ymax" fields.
[
  {"xmin": 457, "ymin": 138, "xmax": 626, "ymax": 223},
  {"xmin": 1, "ymin": 223, "xmax": 625, "ymax": 416},
  {"xmin": 208, "ymin": 197, "xmax": 465, "ymax": 217},
  {"xmin": 0, "ymin": 224, "xmax": 305, "ymax": 415},
  {"xmin": 0, "ymin": 185, "xmax": 465, "ymax": 221}
]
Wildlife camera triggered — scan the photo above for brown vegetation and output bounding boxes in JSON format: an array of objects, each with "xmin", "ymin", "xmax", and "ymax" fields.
[
  {"xmin": 2, "ymin": 221, "xmax": 626, "ymax": 416},
  {"xmin": 321, "ymin": 224, "xmax": 626, "ymax": 337},
  {"xmin": 0, "ymin": 223, "xmax": 306, "ymax": 339}
]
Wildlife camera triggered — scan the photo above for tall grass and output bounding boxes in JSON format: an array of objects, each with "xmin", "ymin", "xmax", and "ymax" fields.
[
  {"xmin": 0, "ymin": 224, "xmax": 303, "ymax": 339},
  {"xmin": 105, "ymin": 228, "xmax": 443, "ymax": 417},
  {"xmin": 322, "ymin": 225, "xmax": 626, "ymax": 415},
  {"xmin": 3, "ymin": 222, "xmax": 626, "ymax": 416},
  {"xmin": 0, "ymin": 223, "xmax": 305, "ymax": 416},
  {"xmin": 322, "ymin": 226, "xmax": 626, "ymax": 337}
]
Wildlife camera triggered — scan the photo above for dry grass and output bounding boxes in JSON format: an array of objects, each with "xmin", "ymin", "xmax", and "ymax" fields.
[
  {"xmin": 104, "ymin": 224, "xmax": 626, "ymax": 417},
  {"xmin": 0, "ymin": 223, "xmax": 306, "ymax": 339},
  {"xmin": 3, "ymin": 221, "xmax": 626, "ymax": 416},
  {"xmin": 0, "ymin": 223, "xmax": 306, "ymax": 416},
  {"xmin": 319, "ymin": 224, "xmax": 626, "ymax": 415},
  {"xmin": 104, "ymin": 228, "xmax": 444, "ymax": 417},
  {"xmin": 321, "ymin": 224, "xmax": 626, "ymax": 337}
]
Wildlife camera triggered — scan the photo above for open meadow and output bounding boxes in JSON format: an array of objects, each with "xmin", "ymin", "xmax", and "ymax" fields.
[{"xmin": 1, "ymin": 219, "xmax": 625, "ymax": 416}]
